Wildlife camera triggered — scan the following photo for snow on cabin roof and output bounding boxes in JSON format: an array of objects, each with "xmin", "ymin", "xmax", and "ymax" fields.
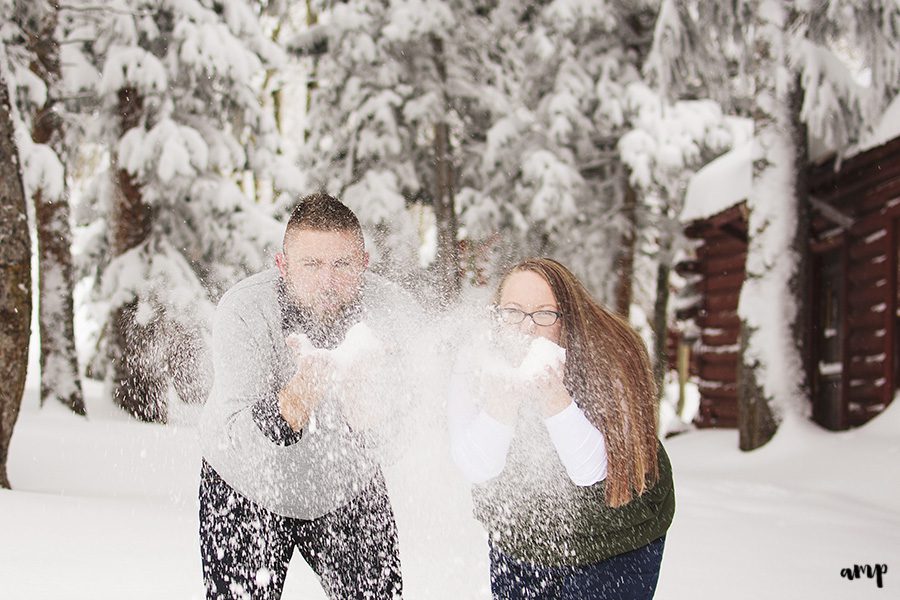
[
  {"xmin": 681, "ymin": 140, "xmax": 760, "ymax": 224},
  {"xmin": 846, "ymin": 93, "xmax": 900, "ymax": 158}
]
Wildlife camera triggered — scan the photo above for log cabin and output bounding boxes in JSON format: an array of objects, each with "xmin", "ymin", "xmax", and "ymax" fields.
[{"xmin": 676, "ymin": 122, "xmax": 900, "ymax": 430}]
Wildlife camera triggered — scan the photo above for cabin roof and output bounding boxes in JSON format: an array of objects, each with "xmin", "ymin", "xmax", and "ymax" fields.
[{"xmin": 681, "ymin": 141, "xmax": 758, "ymax": 224}]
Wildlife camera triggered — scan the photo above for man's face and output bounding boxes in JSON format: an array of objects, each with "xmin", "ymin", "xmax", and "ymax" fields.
[{"xmin": 275, "ymin": 229, "xmax": 368, "ymax": 318}]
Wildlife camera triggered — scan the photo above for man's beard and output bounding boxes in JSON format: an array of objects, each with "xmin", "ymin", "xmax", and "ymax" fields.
[{"xmin": 279, "ymin": 282, "xmax": 363, "ymax": 350}]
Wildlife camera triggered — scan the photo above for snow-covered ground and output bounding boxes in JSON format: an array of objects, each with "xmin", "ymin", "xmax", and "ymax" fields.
[{"xmin": 2, "ymin": 375, "xmax": 898, "ymax": 599}]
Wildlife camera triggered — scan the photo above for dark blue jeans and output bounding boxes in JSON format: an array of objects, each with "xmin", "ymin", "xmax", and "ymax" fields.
[{"xmin": 489, "ymin": 536, "xmax": 666, "ymax": 600}]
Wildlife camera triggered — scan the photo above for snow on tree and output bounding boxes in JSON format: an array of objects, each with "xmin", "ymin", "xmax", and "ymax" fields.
[
  {"xmin": 297, "ymin": 0, "xmax": 458, "ymax": 295},
  {"xmin": 58, "ymin": 0, "xmax": 305, "ymax": 421},
  {"xmin": 295, "ymin": 1, "xmax": 668, "ymax": 309},
  {"xmin": 5, "ymin": 0, "xmax": 86, "ymax": 416},
  {"xmin": 447, "ymin": 1, "xmax": 662, "ymax": 304},
  {"xmin": 617, "ymin": 82, "xmax": 742, "ymax": 395}
]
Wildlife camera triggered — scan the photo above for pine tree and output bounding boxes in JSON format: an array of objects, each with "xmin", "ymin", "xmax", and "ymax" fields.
[
  {"xmin": 617, "ymin": 83, "xmax": 742, "ymax": 398},
  {"xmin": 453, "ymin": 1, "xmax": 664, "ymax": 303},
  {"xmin": 60, "ymin": 0, "xmax": 303, "ymax": 420},
  {"xmin": 298, "ymin": 1, "xmax": 446, "ymax": 292}
]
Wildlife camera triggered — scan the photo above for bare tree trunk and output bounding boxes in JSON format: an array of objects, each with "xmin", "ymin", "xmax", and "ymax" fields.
[
  {"xmin": 615, "ymin": 175, "xmax": 637, "ymax": 317},
  {"xmin": 737, "ymin": 325, "xmax": 778, "ymax": 449},
  {"xmin": 0, "ymin": 65, "xmax": 33, "ymax": 489},
  {"xmin": 28, "ymin": 3, "xmax": 85, "ymax": 415},
  {"xmin": 789, "ymin": 73, "xmax": 813, "ymax": 406},
  {"xmin": 303, "ymin": 0, "xmax": 319, "ymax": 144},
  {"xmin": 108, "ymin": 87, "xmax": 167, "ymax": 422},
  {"xmin": 429, "ymin": 35, "xmax": 460, "ymax": 301},
  {"xmin": 614, "ymin": 6, "xmax": 656, "ymax": 317},
  {"xmin": 433, "ymin": 119, "xmax": 460, "ymax": 300},
  {"xmin": 652, "ymin": 235, "xmax": 672, "ymax": 400}
]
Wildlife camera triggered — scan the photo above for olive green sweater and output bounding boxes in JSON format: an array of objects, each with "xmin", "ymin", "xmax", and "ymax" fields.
[{"xmin": 472, "ymin": 407, "xmax": 675, "ymax": 567}]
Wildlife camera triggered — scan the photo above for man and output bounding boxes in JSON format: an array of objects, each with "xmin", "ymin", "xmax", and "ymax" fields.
[{"xmin": 199, "ymin": 194, "xmax": 405, "ymax": 599}]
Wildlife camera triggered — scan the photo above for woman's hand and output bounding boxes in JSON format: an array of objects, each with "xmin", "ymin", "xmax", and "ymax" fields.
[
  {"xmin": 535, "ymin": 364, "xmax": 572, "ymax": 418},
  {"xmin": 479, "ymin": 371, "xmax": 528, "ymax": 425}
]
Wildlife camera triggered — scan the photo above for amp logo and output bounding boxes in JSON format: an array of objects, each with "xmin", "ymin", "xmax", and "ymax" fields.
[{"xmin": 840, "ymin": 564, "xmax": 888, "ymax": 589}]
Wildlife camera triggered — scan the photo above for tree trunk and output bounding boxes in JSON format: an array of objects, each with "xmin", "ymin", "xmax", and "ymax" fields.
[
  {"xmin": 303, "ymin": 0, "xmax": 319, "ymax": 143},
  {"xmin": 428, "ymin": 34, "xmax": 460, "ymax": 300},
  {"xmin": 737, "ymin": 325, "xmax": 778, "ymax": 449},
  {"xmin": 28, "ymin": 3, "xmax": 86, "ymax": 415},
  {"xmin": 0, "ymin": 64, "xmax": 33, "ymax": 489},
  {"xmin": 109, "ymin": 87, "xmax": 167, "ymax": 422},
  {"xmin": 433, "ymin": 119, "xmax": 461, "ymax": 300},
  {"xmin": 614, "ymin": 6, "xmax": 656, "ymax": 317},
  {"xmin": 737, "ymin": 5, "xmax": 806, "ymax": 450},
  {"xmin": 789, "ymin": 73, "xmax": 813, "ymax": 408},
  {"xmin": 615, "ymin": 175, "xmax": 637, "ymax": 317},
  {"xmin": 652, "ymin": 239, "xmax": 672, "ymax": 400}
]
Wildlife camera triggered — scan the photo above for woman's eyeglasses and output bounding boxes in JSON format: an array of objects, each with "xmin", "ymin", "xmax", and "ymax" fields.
[{"xmin": 495, "ymin": 307, "xmax": 562, "ymax": 327}]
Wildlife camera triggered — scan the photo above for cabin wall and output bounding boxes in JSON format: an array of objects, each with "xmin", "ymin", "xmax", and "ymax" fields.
[{"xmin": 681, "ymin": 136, "xmax": 900, "ymax": 430}]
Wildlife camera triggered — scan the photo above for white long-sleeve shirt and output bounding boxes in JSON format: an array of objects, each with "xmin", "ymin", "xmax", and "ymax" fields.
[{"xmin": 447, "ymin": 365, "xmax": 608, "ymax": 487}]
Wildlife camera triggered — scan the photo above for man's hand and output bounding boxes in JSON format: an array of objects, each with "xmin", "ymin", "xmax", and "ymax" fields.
[
  {"xmin": 334, "ymin": 344, "xmax": 394, "ymax": 431},
  {"xmin": 278, "ymin": 354, "xmax": 329, "ymax": 432}
]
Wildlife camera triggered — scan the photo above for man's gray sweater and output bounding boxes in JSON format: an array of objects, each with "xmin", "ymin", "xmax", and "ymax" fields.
[{"xmin": 200, "ymin": 268, "xmax": 410, "ymax": 519}]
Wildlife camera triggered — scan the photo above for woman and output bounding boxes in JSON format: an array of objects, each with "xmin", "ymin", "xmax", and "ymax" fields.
[{"xmin": 448, "ymin": 258, "xmax": 675, "ymax": 599}]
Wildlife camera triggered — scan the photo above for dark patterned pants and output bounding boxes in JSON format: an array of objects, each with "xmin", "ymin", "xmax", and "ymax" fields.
[{"xmin": 199, "ymin": 460, "xmax": 403, "ymax": 599}]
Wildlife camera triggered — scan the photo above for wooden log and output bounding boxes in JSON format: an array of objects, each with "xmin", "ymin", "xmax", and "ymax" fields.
[
  {"xmin": 701, "ymin": 235, "xmax": 748, "ymax": 256},
  {"xmin": 706, "ymin": 252, "xmax": 747, "ymax": 276},
  {"xmin": 846, "ymin": 357, "xmax": 885, "ymax": 379},
  {"xmin": 706, "ymin": 203, "xmax": 748, "ymax": 230},
  {"xmin": 810, "ymin": 139, "xmax": 900, "ymax": 205},
  {"xmin": 697, "ymin": 350, "xmax": 739, "ymax": 366},
  {"xmin": 695, "ymin": 393, "xmax": 740, "ymax": 427},
  {"xmin": 684, "ymin": 221, "xmax": 710, "ymax": 239},
  {"xmin": 705, "ymin": 271, "xmax": 746, "ymax": 293},
  {"xmin": 848, "ymin": 235, "xmax": 887, "ymax": 262},
  {"xmin": 809, "ymin": 136, "xmax": 900, "ymax": 185},
  {"xmin": 847, "ymin": 278, "xmax": 889, "ymax": 305},
  {"xmin": 846, "ymin": 264, "xmax": 886, "ymax": 287},
  {"xmin": 847, "ymin": 310, "xmax": 884, "ymax": 329},
  {"xmin": 847, "ymin": 401, "xmax": 890, "ymax": 427},
  {"xmin": 851, "ymin": 213, "xmax": 892, "ymax": 238},
  {"xmin": 847, "ymin": 380, "xmax": 885, "ymax": 399},
  {"xmin": 848, "ymin": 333, "xmax": 887, "ymax": 355},
  {"xmin": 702, "ymin": 329, "xmax": 740, "ymax": 346},
  {"xmin": 699, "ymin": 363, "xmax": 738, "ymax": 384},
  {"xmin": 697, "ymin": 381, "xmax": 738, "ymax": 398},
  {"xmin": 884, "ymin": 218, "xmax": 896, "ymax": 402},
  {"xmin": 706, "ymin": 290, "xmax": 741, "ymax": 312},
  {"xmin": 855, "ymin": 177, "xmax": 900, "ymax": 215},
  {"xmin": 699, "ymin": 310, "xmax": 741, "ymax": 329},
  {"xmin": 703, "ymin": 400, "xmax": 739, "ymax": 422}
]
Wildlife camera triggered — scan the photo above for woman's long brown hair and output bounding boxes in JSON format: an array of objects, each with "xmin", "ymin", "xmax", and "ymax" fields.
[{"xmin": 497, "ymin": 258, "xmax": 659, "ymax": 507}]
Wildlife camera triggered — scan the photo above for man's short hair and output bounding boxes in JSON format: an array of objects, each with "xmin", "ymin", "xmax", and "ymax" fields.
[{"xmin": 285, "ymin": 193, "xmax": 364, "ymax": 245}]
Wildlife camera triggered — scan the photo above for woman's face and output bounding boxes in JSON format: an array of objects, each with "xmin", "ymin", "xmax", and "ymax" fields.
[{"xmin": 497, "ymin": 270, "xmax": 563, "ymax": 345}]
